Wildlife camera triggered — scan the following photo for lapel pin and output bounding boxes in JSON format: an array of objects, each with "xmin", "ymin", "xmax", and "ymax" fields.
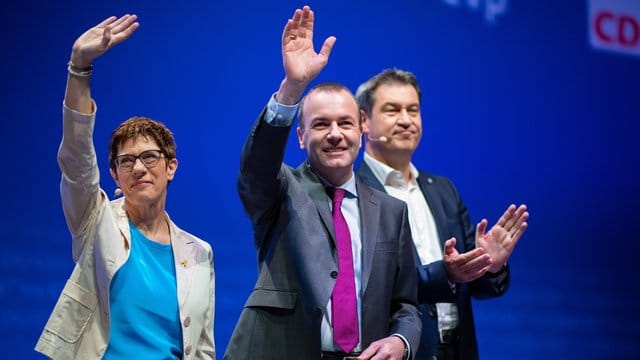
[{"xmin": 181, "ymin": 260, "xmax": 188, "ymax": 268}]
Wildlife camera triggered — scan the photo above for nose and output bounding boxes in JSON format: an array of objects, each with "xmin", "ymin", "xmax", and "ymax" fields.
[
  {"xmin": 326, "ymin": 122, "xmax": 342, "ymax": 143},
  {"xmin": 397, "ymin": 109, "xmax": 411, "ymax": 125},
  {"xmin": 131, "ymin": 157, "xmax": 147, "ymax": 172}
]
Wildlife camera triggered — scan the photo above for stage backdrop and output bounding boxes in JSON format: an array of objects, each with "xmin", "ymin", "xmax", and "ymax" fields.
[{"xmin": 1, "ymin": 0, "xmax": 639, "ymax": 358}]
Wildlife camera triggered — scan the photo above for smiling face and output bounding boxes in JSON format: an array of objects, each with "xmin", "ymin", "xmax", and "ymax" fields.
[
  {"xmin": 109, "ymin": 136, "xmax": 178, "ymax": 207},
  {"xmin": 296, "ymin": 87, "xmax": 362, "ymax": 186},
  {"xmin": 362, "ymin": 82, "xmax": 422, "ymax": 161}
]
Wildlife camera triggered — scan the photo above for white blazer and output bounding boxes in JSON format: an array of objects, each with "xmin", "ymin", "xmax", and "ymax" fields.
[{"xmin": 35, "ymin": 104, "xmax": 215, "ymax": 359}]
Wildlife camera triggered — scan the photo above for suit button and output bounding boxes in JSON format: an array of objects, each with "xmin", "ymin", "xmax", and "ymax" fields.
[
  {"xmin": 185, "ymin": 344, "xmax": 192, "ymax": 355},
  {"xmin": 428, "ymin": 306, "xmax": 437, "ymax": 317},
  {"xmin": 330, "ymin": 271, "xmax": 338, "ymax": 279},
  {"xmin": 184, "ymin": 316, "xmax": 191, "ymax": 327},
  {"xmin": 315, "ymin": 307, "xmax": 322, "ymax": 318}
]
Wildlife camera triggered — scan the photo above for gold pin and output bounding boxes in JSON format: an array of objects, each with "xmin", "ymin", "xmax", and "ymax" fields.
[{"xmin": 181, "ymin": 260, "xmax": 188, "ymax": 268}]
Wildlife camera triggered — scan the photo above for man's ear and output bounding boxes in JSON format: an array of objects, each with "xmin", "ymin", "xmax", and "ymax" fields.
[
  {"xmin": 296, "ymin": 126, "xmax": 305, "ymax": 149},
  {"xmin": 360, "ymin": 109, "xmax": 370, "ymax": 134}
]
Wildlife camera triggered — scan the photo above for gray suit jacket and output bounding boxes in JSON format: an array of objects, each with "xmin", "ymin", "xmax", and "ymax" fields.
[
  {"xmin": 357, "ymin": 162, "xmax": 510, "ymax": 360},
  {"xmin": 224, "ymin": 109, "xmax": 421, "ymax": 359}
]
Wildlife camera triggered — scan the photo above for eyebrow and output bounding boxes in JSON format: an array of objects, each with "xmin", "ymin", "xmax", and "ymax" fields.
[
  {"xmin": 381, "ymin": 101, "xmax": 419, "ymax": 108},
  {"xmin": 116, "ymin": 149, "xmax": 162, "ymax": 156}
]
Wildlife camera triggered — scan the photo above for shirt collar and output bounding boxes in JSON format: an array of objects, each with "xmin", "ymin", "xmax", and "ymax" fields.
[
  {"xmin": 311, "ymin": 164, "xmax": 358, "ymax": 198},
  {"xmin": 363, "ymin": 152, "xmax": 419, "ymax": 187}
]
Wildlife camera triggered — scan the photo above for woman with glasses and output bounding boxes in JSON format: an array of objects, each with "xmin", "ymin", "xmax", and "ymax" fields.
[{"xmin": 35, "ymin": 14, "xmax": 215, "ymax": 359}]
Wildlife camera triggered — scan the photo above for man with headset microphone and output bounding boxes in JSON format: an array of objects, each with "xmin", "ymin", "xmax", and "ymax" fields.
[{"xmin": 355, "ymin": 68, "xmax": 529, "ymax": 360}]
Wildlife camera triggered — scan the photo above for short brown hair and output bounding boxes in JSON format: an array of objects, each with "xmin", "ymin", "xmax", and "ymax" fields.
[
  {"xmin": 355, "ymin": 68, "xmax": 421, "ymax": 115},
  {"xmin": 109, "ymin": 116, "xmax": 176, "ymax": 171}
]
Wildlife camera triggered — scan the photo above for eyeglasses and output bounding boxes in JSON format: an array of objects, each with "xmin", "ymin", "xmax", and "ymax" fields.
[{"xmin": 114, "ymin": 149, "xmax": 165, "ymax": 172}]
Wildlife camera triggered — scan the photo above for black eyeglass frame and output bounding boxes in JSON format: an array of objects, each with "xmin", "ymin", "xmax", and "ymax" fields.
[{"xmin": 113, "ymin": 149, "xmax": 166, "ymax": 172}]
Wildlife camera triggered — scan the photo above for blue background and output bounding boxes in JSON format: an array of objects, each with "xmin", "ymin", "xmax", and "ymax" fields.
[{"xmin": 2, "ymin": 0, "xmax": 639, "ymax": 358}]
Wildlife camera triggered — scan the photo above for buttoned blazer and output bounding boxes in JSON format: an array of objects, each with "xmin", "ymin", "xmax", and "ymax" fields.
[
  {"xmin": 224, "ymin": 109, "xmax": 421, "ymax": 359},
  {"xmin": 357, "ymin": 162, "xmax": 510, "ymax": 360},
  {"xmin": 35, "ymin": 104, "xmax": 215, "ymax": 359}
]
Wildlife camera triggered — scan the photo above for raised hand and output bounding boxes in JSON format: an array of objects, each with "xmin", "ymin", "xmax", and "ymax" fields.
[
  {"xmin": 476, "ymin": 204, "xmax": 529, "ymax": 273},
  {"xmin": 65, "ymin": 14, "xmax": 139, "ymax": 114},
  {"xmin": 443, "ymin": 237, "xmax": 492, "ymax": 283},
  {"xmin": 277, "ymin": 6, "xmax": 336, "ymax": 104},
  {"xmin": 70, "ymin": 14, "xmax": 139, "ymax": 68}
]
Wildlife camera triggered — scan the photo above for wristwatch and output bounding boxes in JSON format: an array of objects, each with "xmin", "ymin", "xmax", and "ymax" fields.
[{"xmin": 403, "ymin": 342, "xmax": 409, "ymax": 360}]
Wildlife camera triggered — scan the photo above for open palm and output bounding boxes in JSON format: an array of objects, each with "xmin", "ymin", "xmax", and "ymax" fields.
[
  {"xmin": 70, "ymin": 15, "xmax": 139, "ymax": 68},
  {"xmin": 476, "ymin": 204, "xmax": 528, "ymax": 273}
]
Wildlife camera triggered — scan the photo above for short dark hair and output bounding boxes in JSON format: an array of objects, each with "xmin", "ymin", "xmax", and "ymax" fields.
[
  {"xmin": 297, "ymin": 82, "xmax": 360, "ymax": 130},
  {"xmin": 355, "ymin": 68, "xmax": 421, "ymax": 115},
  {"xmin": 109, "ymin": 116, "xmax": 176, "ymax": 171}
]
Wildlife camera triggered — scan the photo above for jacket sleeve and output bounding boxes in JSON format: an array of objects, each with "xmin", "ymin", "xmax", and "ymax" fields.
[
  {"xmin": 58, "ymin": 101, "xmax": 106, "ymax": 262},
  {"xmin": 196, "ymin": 243, "xmax": 216, "ymax": 359},
  {"xmin": 237, "ymin": 107, "xmax": 292, "ymax": 249},
  {"xmin": 416, "ymin": 259, "xmax": 457, "ymax": 303},
  {"xmin": 389, "ymin": 202, "xmax": 422, "ymax": 358},
  {"xmin": 444, "ymin": 177, "xmax": 511, "ymax": 299}
]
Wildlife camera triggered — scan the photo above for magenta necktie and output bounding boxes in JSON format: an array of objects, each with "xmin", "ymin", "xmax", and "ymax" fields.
[{"xmin": 329, "ymin": 187, "xmax": 359, "ymax": 353}]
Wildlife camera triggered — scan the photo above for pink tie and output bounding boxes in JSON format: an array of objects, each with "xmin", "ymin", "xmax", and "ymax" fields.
[{"xmin": 329, "ymin": 188, "xmax": 359, "ymax": 353}]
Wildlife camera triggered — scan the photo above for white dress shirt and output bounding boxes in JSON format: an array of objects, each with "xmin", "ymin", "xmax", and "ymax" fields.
[{"xmin": 363, "ymin": 153, "xmax": 459, "ymax": 333}]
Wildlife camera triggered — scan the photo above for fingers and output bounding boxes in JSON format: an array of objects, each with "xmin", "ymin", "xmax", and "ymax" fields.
[
  {"xmin": 283, "ymin": 7, "xmax": 307, "ymax": 40},
  {"xmin": 300, "ymin": 6, "xmax": 314, "ymax": 35},
  {"xmin": 109, "ymin": 14, "xmax": 137, "ymax": 30},
  {"xmin": 112, "ymin": 14, "xmax": 138, "ymax": 33},
  {"xmin": 509, "ymin": 205, "xmax": 529, "ymax": 241},
  {"xmin": 95, "ymin": 16, "xmax": 118, "ymax": 28},
  {"xmin": 282, "ymin": 19, "xmax": 295, "ymax": 43},
  {"xmin": 101, "ymin": 26, "xmax": 112, "ymax": 48},
  {"xmin": 108, "ymin": 14, "xmax": 139, "ymax": 44},
  {"xmin": 475, "ymin": 219, "xmax": 488, "ymax": 244},
  {"xmin": 456, "ymin": 247, "xmax": 489, "ymax": 265},
  {"xmin": 289, "ymin": 8, "xmax": 303, "ymax": 36},
  {"xmin": 446, "ymin": 247, "xmax": 492, "ymax": 283},
  {"xmin": 511, "ymin": 220, "xmax": 528, "ymax": 244},
  {"xmin": 357, "ymin": 341, "xmax": 380, "ymax": 359},
  {"xmin": 444, "ymin": 237, "xmax": 457, "ymax": 255},
  {"xmin": 496, "ymin": 204, "xmax": 516, "ymax": 228},
  {"xmin": 357, "ymin": 336, "xmax": 404, "ymax": 360},
  {"xmin": 318, "ymin": 36, "xmax": 336, "ymax": 59}
]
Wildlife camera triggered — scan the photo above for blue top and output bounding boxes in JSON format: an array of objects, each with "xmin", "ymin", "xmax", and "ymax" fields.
[{"xmin": 103, "ymin": 221, "xmax": 183, "ymax": 359}]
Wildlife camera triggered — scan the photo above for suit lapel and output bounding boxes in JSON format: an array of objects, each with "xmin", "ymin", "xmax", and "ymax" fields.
[
  {"xmin": 170, "ymin": 219, "xmax": 198, "ymax": 309},
  {"xmin": 417, "ymin": 173, "xmax": 449, "ymax": 248},
  {"xmin": 110, "ymin": 197, "xmax": 131, "ymax": 279},
  {"xmin": 357, "ymin": 162, "xmax": 386, "ymax": 193},
  {"xmin": 297, "ymin": 162, "xmax": 336, "ymax": 248},
  {"xmin": 357, "ymin": 180, "xmax": 380, "ymax": 294}
]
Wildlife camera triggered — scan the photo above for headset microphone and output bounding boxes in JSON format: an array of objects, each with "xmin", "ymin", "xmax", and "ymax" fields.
[{"xmin": 367, "ymin": 134, "xmax": 389, "ymax": 143}]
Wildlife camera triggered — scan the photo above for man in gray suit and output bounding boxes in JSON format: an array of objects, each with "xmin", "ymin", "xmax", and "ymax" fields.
[{"xmin": 224, "ymin": 6, "xmax": 421, "ymax": 360}]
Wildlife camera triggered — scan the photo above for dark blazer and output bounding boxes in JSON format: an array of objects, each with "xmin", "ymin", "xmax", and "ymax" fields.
[
  {"xmin": 357, "ymin": 161, "xmax": 510, "ymax": 360},
  {"xmin": 224, "ymin": 109, "xmax": 421, "ymax": 360}
]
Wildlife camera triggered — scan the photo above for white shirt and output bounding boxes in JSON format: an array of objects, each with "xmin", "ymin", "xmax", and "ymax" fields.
[{"xmin": 363, "ymin": 153, "xmax": 459, "ymax": 332}]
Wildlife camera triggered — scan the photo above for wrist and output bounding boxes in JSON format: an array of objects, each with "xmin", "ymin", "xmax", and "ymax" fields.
[
  {"xmin": 67, "ymin": 61, "xmax": 93, "ymax": 77},
  {"xmin": 391, "ymin": 334, "xmax": 410, "ymax": 360},
  {"xmin": 276, "ymin": 77, "xmax": 307, "ymax": 105},
  {"xmin": 488, "ymin": 262, "xmax": 507, "ymax": 274}
]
